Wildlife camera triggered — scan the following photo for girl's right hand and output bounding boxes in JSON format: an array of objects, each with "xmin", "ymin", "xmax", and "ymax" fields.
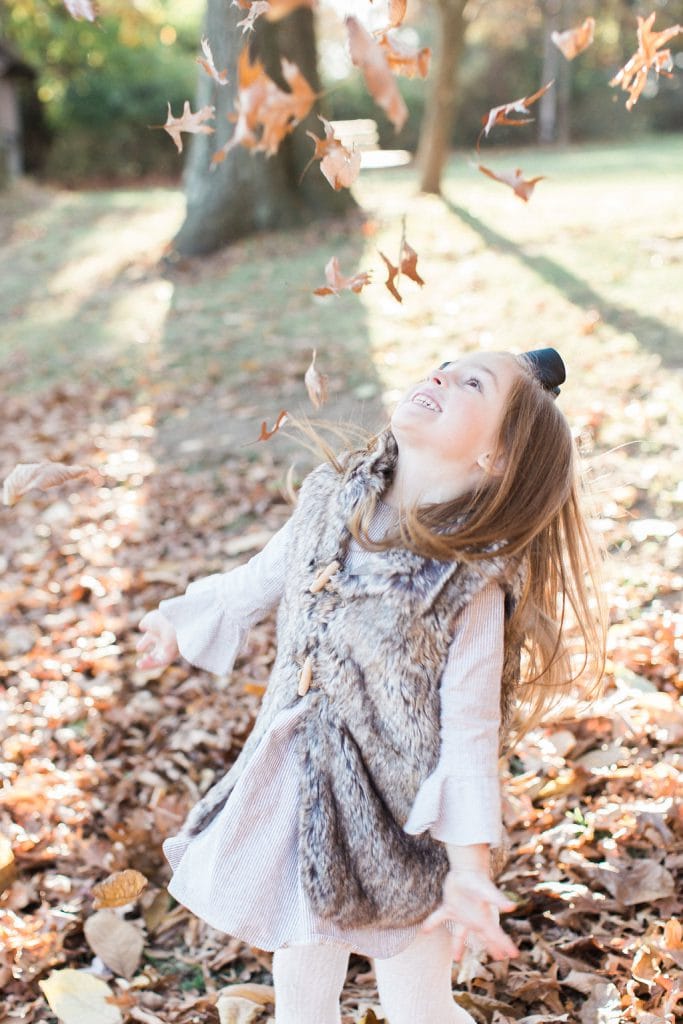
[{"xmin": 136, "ymin": 610, "xmax": 179, "ymax": 671}]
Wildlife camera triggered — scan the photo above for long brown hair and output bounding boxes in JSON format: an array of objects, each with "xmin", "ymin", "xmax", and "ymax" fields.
[{"xmin": 281, "ymin": 360, "xmax": 607, "ymax": 746}]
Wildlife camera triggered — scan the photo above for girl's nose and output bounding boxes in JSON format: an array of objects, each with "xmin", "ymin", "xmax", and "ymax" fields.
[{"xmin": 430, "ymin": 372, "xmax": 445, "ymax": 386}]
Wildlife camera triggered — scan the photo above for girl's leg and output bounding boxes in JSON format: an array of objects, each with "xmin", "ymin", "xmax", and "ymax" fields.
[
  {"xmin": 272, "ymin": 942, "xmax": 350, "ymax": 1024},
  {"xmin": 374, "ymin": 925, "xmax": 476, "ymax": 1024}
]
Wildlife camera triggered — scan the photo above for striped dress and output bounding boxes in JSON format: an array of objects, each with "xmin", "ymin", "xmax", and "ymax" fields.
[{"xmin": 159, "ymin": 497, "xmax": 505, "ymax": 958}]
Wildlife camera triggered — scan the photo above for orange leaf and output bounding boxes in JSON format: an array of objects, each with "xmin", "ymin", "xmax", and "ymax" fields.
[
  {"xmin": 304, "ymin": 349, "xmax": 329, "ymax": 409},
  {"xmin": 314, "ymin": 256, "xmax": 372, "ymax": 296},
  {"xmin": 377, "ymin": 31, "xmax": 430, "ymax": 79},
  {"xmin": 258, "ymin": 410, "xmax": 289, "ymax": 441},
  {"xmin": 92, "ymin": 869, "xmax": 148, "ymax": 909},
  {"xmin": 212, "ymin": 49, "xmax": 316, "ymax": 164},
  {"xmin": 551, "ymin": 17, "xmax": 596, "ymax": 60},
  {"xmin": 379, "ymin": 250, "xmax": 402, "ymax": 303},
  {"xmin": 478, "ymin": 163, "xmax": 545, "ymax": 202},
  {"xmin": 610, "ymin": 12, "xmax": 682, "ymax": 110},
  {"xmin": 163, "ymin": 101, "xmax": 215, "ymax": 154},
  {"xmin": 346, "ymin": 16, "xmax": 408, "ymax": 131},
  {"xmin": 235, "ymin": 0, "xmax": 314, "ymax": 30},
  {"xmin": 306, "ymin": 116, "xmax": 360, "ymax": 190},
  {"xmin": 196, "ymin": 37, "xmax": 229, "ymax": 84},
  {"xmin": 478, "ymin": 81, "xmax": 554, "ymax": 148},
  {"xmin": 3, "ymin": 461, "xmax": 105, "ymax": 506},
  {"xmin": 400, "ymin": 240, "xmax": 424, "ymax": 287}
]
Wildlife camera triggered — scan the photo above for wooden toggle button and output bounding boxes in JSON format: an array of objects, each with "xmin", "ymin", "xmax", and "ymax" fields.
[
  {"xmin": 309, "ymin": 559, "xmax": 341, "ymax": 594},
  {"xmin": 298, "ymin": 655, "xmax": 313, "ymax": 696}
]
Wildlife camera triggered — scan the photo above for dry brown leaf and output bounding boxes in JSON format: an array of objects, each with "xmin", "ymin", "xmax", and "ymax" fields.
[
  {"xmin": 163, "ymin": 101, "xmax": 215, "ymax": 154},
  {"xmin": 236, "ymin": 0, "xmax": 314, "ymax": 31},
  {"xmin": 0, "ymin": 835, "xmax": 16, "ymax": 893},
  {"xmin": 3, "ymin": 461, "xmax": 104, "ymax": 506},
  {"xmin": 258, "ymin": 410, "xmax": 288, "ymax": 441},
  {"xmin": 91, "ymin": 869, "xmax": 148, "ymax": 909},
  {"xmin": 478, "ymin": 81, "xmax": 554, "ymax": 147},
  {"xmin": 38, "ymin": 969, "xmax": 122, "ymax": 1024},
  {"xmin": 212, "ymin": 49, "xmax": 316, "ymax": 164},
  {"xmin": 376, "ymin": 31, "xmax": 431, "ymax": 79},
  {"xmin": 196, "ymin": 37, "xmax": 229, "ymax": 85},
  {"xmin": 346, "ymin": 16, "xmax": 408, "ymax": 131},
  {"xmin": 313, "ymin": 256, "xmax": 372, "ymax": 296},
  {"xmin": 551, "ymin": 17, "xmax": 596, "ymax": 60},
  {"xmin": 216, "ymin": 996, "xmax": 262, "ymax": 1024},
  {"xmin": 400, "ymin": 240, "xmax": 424, "ymax": 287},
  {"xmin": 236, "ymin": 0, "xmax": 271, "ymax": 33},
  {"xmin": 610, "ymin": 12, "xmax": 682, "ymax": 110},
  {"xmin": 378, "ymin": 250, "xmax": 402, "ymax": 303},
  {"xmin": 217, "ymin": 981, "xmax": 275, "ymax": 1005},
  {"xmin": 304, "ymin": 349, "xmax": 329, "ymax": 409},
  {"xmin": 83, "ymin": 909, "xmax": 144, "ymax": 979},
  {"xmin": 478, "ymin": 163, "xmax": 545, "ymax": 202},
  {"xmin": 305, "ymin": 116, "xmax": 360, "ymax": 191},
  {"xmin": 63, "ymin": 0, "xmax": 96, "ymax": 20}
]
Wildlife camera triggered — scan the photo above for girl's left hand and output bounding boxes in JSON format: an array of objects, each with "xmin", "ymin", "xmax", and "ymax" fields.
[{"xmin": 420, "ymin": 868, "xmax": 519, "ymax": 962}]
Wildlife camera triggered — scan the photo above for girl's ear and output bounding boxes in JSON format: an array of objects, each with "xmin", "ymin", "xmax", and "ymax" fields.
[{"xmin": 477, "ymin": 451, "xmax": 506, "ymax": 477}]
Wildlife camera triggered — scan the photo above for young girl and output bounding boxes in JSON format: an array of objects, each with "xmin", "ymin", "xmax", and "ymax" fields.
[{"xmin": 136, "ymin": 348, "xmax": 605, "ymax": 1024}]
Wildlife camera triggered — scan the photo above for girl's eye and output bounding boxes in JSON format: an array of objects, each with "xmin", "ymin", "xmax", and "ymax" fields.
[{"xmin": 465, "ymin": 377, "xmax": 481, "ymax": 390}]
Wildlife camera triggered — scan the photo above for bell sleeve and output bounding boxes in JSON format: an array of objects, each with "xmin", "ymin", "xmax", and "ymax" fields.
[
  {"xmin": 403, "ymin": 580, "xmax": 505, "ymax": 847},
  {"xmin": 156, "ymin": 513, "xmax": 295, "ymax": 677}
]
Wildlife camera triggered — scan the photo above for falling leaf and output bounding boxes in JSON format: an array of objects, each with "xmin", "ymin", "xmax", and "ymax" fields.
[
  {"xmin": 196, "ymin": 37, "xmax": 229, "ymax": 85},
  {"xmin": 551, "ymin": 17, "xmax": 596, "ymax": 60},
  {"xmin": 610, "ymin": 12, "xmax": 682, "ymax": 110},
  {"xmin": 305, "ymin": 115, "xmax": 361, "ymax": 190},
  {"xmin": 378, "ymin": 250, "xmax": 402, "ymax": 303},
  {"xmin": 236, "ymin": 1, "xmax": 271, "ymax": 33},
  {"xmin": 83, "ymin": 909, "xmax": 144, "ymax": 979},
  {"xmin": 3, "ymin": 461, "xmax": 104, "ymax": 506},
  {"xmin": 388, "ymin": 0, "xmax": 407, "ymax": 29},
  {"xmin": 313, "ymin": 256, "xmax": 372, "ymax": 296},
  {"xmin": 304, "ymin": 349, "xmax": 329, "ymax": 409},
  {"xmin": 236, "ymin": 0, "xmax": 314, "ymax": 32},
  {"xmin": 258, "ymin": 410, "xmax": 288, "ymax": 441},
  {"xmin": 376, "ymin": 32, "xmax": 431, "ymax": 79},
  {"xmin": 346, "ymin": 16, "xmax": 408, "ymax": 131},
  {"xmin": 91, "ymin": 868, "xmax": 148, "ymax": 909},
  {"xmin": 162, "ymin": 101, "xmax": 215, "ymax": 154},
  {"xmin": 38, "ymin": 969, "xmax": 122, "ymax": 1024},
  {"xmin": 400, "ymin": 240, "xmax": 424, "ymax": 287},
  {"xmin": 478, "ymin": 163, "xmax": 545, "ymax": 202},
  {"xmin": 212, "ymin": 49, "xmax": 316, "ymax": 164},
  {"xmin": 63, "ymin": 0, "xmax": 96, "ymax": 20},
  {"xmin": 478, "ymin": 81, "xmax": 554, "ymax": 147}
]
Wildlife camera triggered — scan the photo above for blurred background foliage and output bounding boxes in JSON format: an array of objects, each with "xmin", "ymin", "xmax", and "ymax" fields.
[{"xmin": 0, "ymin": 0, "xmax": 681, "ymax": 184}]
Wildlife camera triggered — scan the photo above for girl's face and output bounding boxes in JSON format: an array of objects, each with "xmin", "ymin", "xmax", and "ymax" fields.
[{"xmin": 390, "ymin": 351, "xmax": 520, "ymax": 473}]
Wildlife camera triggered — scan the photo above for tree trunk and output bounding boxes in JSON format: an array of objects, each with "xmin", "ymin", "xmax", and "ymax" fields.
[
  {"xmin": 173, "ymin": 1, "xmax": 354, "ymax": 257},
  {"xmin": 416, "ymin": 0, "xmax": 468, "ymax": 195},
  {"xmin": 538, "ymin": 0, "xmax": 572, "ymax": 145}
]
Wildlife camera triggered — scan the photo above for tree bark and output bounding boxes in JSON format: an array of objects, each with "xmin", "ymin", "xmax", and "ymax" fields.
[
  {"xmin": 173, "ymin": 1, "xmax": 354, "ymax": 257},
  {"xmin": 538, "ymin": 0, "xmax": 572, "ymax": 145},
  {"xmin": 416, "ymin": 0, "xmax": 468, "ymax": 195}
]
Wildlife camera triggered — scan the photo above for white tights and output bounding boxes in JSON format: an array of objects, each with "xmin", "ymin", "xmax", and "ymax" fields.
[{"xmin": 272, "ymin": 924, "xmax": 476, "ymax": 1024}]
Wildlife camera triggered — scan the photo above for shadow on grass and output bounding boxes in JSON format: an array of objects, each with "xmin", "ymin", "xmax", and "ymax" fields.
[{"xmin": 442, "ymin": 197, "xmax": 683, "ymax": 369}]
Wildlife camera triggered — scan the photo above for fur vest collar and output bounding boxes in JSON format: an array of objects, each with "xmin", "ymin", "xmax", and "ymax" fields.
[{"xmin": 181, "ymin": 427, "xmax": 525, "ymax": 928}]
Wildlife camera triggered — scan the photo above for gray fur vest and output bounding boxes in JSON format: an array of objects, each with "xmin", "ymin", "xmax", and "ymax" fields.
[{"xmin": 180, "ymin": 427, "xmax": 525, "ymax": 929}]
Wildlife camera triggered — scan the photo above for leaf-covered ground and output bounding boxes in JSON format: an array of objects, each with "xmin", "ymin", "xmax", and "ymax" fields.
[{"xmin": 1, "ymin": 136, "xmax": 682, "ymax": 1023}]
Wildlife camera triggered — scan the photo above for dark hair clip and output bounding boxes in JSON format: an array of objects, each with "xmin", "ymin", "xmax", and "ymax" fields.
[{"xmin": 521, "ymin": 348, "xmax": 566, "ymax": 397}]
